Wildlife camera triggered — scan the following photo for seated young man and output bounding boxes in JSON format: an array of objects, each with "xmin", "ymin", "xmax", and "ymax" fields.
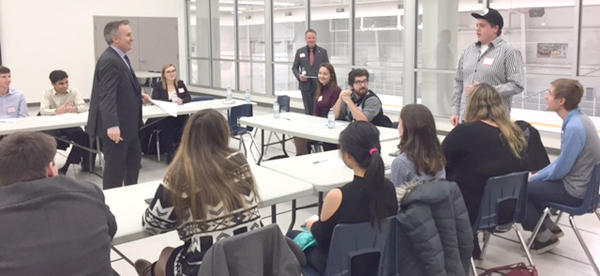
[
  {"xmin": 40, "ymin": 70, "xmax": 93, "ymax": 174},
  {"xmin": 332, "ymin": 68, "xmax": 391, "ymax": 127},
  {"xmin": 0, "ymin": 132, "xmax": 116, "ymax": 275},
  {"xmin": 524, "ymin": 78, "xmax": 600, "ymax": 253},
  {"xmin": 0, "ymin": 65, "xmax": 28, "ymax": 119}
]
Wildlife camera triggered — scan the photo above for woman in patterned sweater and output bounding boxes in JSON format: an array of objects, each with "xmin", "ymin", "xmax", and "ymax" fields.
[{"xmin": 135, "ymin": 109, "xmax": 262, "ymax": 276}]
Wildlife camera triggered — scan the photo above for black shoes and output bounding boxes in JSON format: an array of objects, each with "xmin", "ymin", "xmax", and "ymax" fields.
[{"xmin": 530, "ymin": 237, "xmax": 560, "ymax": 254}]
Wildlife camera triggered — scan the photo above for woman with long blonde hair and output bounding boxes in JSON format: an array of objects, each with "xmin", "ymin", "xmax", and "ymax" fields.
[
  {"xmin": 442, "ymin": 83, "xmax": 528, "ymax": 257},
  {"xmin": 135, "ymin": 109, "xmax": 262, "ymax": 276}
]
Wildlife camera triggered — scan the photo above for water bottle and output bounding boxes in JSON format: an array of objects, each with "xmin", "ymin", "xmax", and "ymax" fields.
[
  {"xmin": 245, "ymin": 89, "xmax": 251, "ymax": 103},
  {"xmin": 301, "ymin": 67, "xmax": 307, "ymax": 77},
  {"xmin": 273, "ymin": 101, "xmax": 280, "ymax": 119},
  {"xmin": 171, "ymin": 92, "xmax": 178, "ymax": 104},
  {"xmin": 327, "ymin": 108, "xmax": 335, "ymax": 129},
  {"xmin": 226, "ymin": 87, "xmax": 233, "ymax": 102}
]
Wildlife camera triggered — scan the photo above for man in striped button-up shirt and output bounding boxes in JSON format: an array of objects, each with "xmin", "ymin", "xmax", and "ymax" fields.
[{"xmin": 451, "ymin": 8, "xmax": 524, "ymax": 126}]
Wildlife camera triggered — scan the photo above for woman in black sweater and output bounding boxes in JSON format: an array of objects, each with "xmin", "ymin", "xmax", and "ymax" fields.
[
  {"xmin": 442, "ymin": 83, "xmax": 529, "ymax": 225},
  {"xmin": 143, "ymin": 64, "xmax": 192, "ymax": 163},
  {"xmin": 298, "ymin": 121, "xmax": 397, "ymax": 273}
]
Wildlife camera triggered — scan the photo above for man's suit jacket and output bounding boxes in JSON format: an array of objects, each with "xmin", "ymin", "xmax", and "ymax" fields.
[
  {"xmin": 87, "ymin": 47, "xmax": 142, "ymax": 140},
  {"xmin": 151, "ymin": 80, "xmax": 192, "ymax": 103},
  {"xmin": 291, "ymin": 45, "xmax": 329, "ymax": 91}
]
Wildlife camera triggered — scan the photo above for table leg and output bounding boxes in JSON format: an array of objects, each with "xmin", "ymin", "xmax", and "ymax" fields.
[
  {"xmin": 257, "ymin": 129, "xmax": 265, "ymax": 165},
  {"xmin": 96, "ymin": 137, "xmax": 104, "ymax": 169},
  {"xmin": 271, "ymin": 205, "xmax": 277, "ymax": 224},
  {"xmin": 281, "ymin": 134, "xmax": 289, "ymax": 157},
  {"xmin": 287, "ymin": 199, "xmax": 297, "ymax": 233},
  {"xmin": 318, "ymin": 192, "xmax": 323, "ymax": 215}
]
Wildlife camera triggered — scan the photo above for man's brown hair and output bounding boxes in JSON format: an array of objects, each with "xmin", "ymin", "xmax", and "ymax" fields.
[
  {"xmin": 551, "ymin": 78, "xmax": 584, "ymax": 111},
  {"xmin": 0, "ymin": 132, "xmax": 56, "ymax": 187}
]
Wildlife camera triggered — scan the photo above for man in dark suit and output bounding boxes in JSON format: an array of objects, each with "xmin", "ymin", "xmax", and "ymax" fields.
[
  {"xmin": 87, "ymin": 20, "xmax": 151, "ymax": 190},
  {"xmin": 292, "ymin": 29, "xmax": 329, "ymax": 115}
]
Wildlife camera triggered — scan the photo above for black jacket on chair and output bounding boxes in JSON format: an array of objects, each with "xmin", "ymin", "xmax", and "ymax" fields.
[{"xmin": 151, "ymin": 80, "xmax": 191, "ymax": 103}]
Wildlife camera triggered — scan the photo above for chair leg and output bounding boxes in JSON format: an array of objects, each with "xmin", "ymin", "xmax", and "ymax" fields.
[
  {"xmin": 240, "ymin": 137, "xmax": 248, "ymax": 157},
  {"xmin": 480, "ymin": 231, "xmax": 491, "ymax": 259},
  {"xmin": 595, "ymin": 208, "xmax": 600, "ymax": 222},
  {"xmin": 527, "ymin": 207, "xmax": 551, "ymax": 249},
  {"xmin": 471, "ymin": 257, "xmax": 478, "ymax": 276},
  {"xmin": 156, "ymin": 132, "xmax": 161, "ymax": 162},
  {"xmin": 513, "ymin": 225, "xmax": 535, "ymax": 267},
  {"xmin": 569, "ymin": 216, "xmax": 600, "ymax": 276},
  {"xmin": 554, "ymin": 210, "xmax": 563, "ymax": 225}
]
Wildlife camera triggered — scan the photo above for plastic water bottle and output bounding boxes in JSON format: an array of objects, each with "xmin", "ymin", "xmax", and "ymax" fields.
[
  {"xmin": 245, "ymin": 89, "xmax": 251, "ymax": 103},
  {"xmin": 327, "ymin": 108, "xmax": 335, "ymax": 129},
  {"xmin": 226, "ymin": 87, "xmax": 233, "ymax": 102},
  {"xmin": 171, "ymin": 92, "xmax": 178, "ymax": 104},
  {"xmin": 273, "ymin": 101, "xmax": 280, "ymax": 119}
]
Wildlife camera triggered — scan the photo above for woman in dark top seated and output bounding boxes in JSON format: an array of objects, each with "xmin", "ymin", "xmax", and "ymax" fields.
[
  {"xmin": 295, "ymin": 121, "xmax": 397, "ymax": 273},
  {"xmin": 143, "ymin": 64, "xmax": 192, "ymax": 163},
  {"xmin": 294, "ymin": 62, "xmax": 342, "ymax": 155},
  {"xmin": 442, "ymin": 83, "xmax": 529, "ymax": 225}
]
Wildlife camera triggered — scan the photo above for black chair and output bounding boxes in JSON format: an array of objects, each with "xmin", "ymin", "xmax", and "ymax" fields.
[
  {"xmin": 228, "ymin": 104, "xmax": 259, "ymax": 161},
  {"xmin": 471, "ymin": 171, "xmax": 534, "ymax": 273},
  {"xmin": 528, "ymin": 163, "xmax": 600, "ymax": 276},
  {"xmin": 191, "ymin": 96, "xmax": 214, "ymax": 102}
]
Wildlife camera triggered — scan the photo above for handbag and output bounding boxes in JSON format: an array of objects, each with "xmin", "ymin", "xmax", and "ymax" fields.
[{"xmin": 479, "ymin": 262, "xmax": 538, "ymax": 276}]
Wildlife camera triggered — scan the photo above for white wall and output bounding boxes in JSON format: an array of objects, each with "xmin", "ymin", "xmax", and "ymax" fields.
[{"xmin": 0, "ymin": 0, "xmax": 187, "ymax": 103}]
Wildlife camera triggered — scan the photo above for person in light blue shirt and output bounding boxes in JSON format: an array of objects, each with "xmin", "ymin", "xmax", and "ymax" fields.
[
  {"xmin": 523, "ymin": 78, "xmax": 600, "ymax": 254},
  {"xmin": 0, "ymin": 66, "xmax": 28, "ymax": 119}
]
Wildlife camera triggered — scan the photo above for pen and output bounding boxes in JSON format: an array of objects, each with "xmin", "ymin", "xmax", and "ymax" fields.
[
  {"xmin": 119, "ymin": 137, "xmax": 124, "ymax": 141},
  {"xmin": 283, "ymin": 117, "xmax": 291, "ymax": 121},
  {"xmin": 313, "ymin": 159, "xmax": 328, "ymax": 164}
]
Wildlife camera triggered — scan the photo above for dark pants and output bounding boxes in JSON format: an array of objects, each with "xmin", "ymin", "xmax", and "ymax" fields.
[
  {"xmin": 287, "ymin": 230, "xmax": 327, "ymax": 274},
  {"xmin": 301, "ymin": 89, "xmax": 316, "ymax": 115},
  {"xmin": 45, "ymin": 127, "xmax": 93, "ymax": 170},
  {"xmin": 521, "ymin": 179, "xmax": 583, "ymax": 232},
  {"xmin": 140, "ymin": 116, "xmax": 187, "ymax": 156},
  {"xmin": 101, "ymin": 135, "xmax": 142, "ymax": 190}
]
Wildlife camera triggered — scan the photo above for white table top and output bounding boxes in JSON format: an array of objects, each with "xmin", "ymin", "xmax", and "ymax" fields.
[
  {"xmin": 239, "ymin": 112, "xmax": 399, "ymax": 144},
  {"xmin": 105, "ymin": 164, "xmax": 314, "ymax": 245},
  {"xmin": 135, "ymin": 71, "xmax": 162, "ymax": 79},
  {"xmin": 0, "ymin": 100, "xmax": 253, "ymax": 136}
]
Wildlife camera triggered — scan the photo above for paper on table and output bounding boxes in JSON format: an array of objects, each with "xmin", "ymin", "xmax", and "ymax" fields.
[
  {"xmin": 60, "ymin": 112, "xmax": 88, "ymax": 118},
  {"xmin": 150, "ymin": 99, "xmax": 178, "ymax": 117},
  {"xmin": 311, "ymin": 121, "xmax": 348, "ymax": 129},
  {"xmin": 310, "ymin": 158, "xmax": 345, "ymax": 168},
  {"xmin": 0, "ymin": 118, "xmax": 24, "ymax": 123},
  {"xmin": 35, "ymin": 116, "xmax": 65, "ymax": 122}
]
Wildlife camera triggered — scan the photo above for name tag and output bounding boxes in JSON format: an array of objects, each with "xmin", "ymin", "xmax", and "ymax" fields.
[
  {"xmin": 317, "ymin": 96, "xmax": 323, "ymax": 102},
  {"xmin": 6, "ymin": 107, "xmax": 16, "ymax": 114},
  {"xmin": 178, "ymin": 88, "xmax": 185, "ymax": 93},
  {"xmin": 483, "ymin": 57, "xmax": 495, "ymax": 66},
  {"xmin": 299, "ymin": 53, "xmax": 306, "ymax": 58}
]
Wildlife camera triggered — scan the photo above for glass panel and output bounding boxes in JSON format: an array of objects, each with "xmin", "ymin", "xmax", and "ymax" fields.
[
  {"xmin": 188, "ymin": 0, "xmax": 211, "ymax": 58},
  {"xmin": 580, "ymin": 1, "xmax": 600, "ymax": 77},
  {"xmin": 311, "ymin": 0, "xmax": 351, "ymax": 65},
  {"xmin": 416, "ymin": 71, "xmax": 456, "ymax": 118},
  {"xmin": 212, "ymin": 0, "xmax": 236, "ymax": 59},
  {"xmin": 355, "ymin": 0, "xmax": 404, "ymax": 67},
  {"xmin": 416, "ymin": 0, "xmax": 460, "ymax": 69},
  {"xmin": 189, "ymin": 59, "xmax": 211, "ymax": 87},
  {"xmin": 274, "ymin": 63, "xmax": 301, "ymax": 99},
  {"xmin": 213, "ymin": 60, "xmax": 236, "ymax": 89},
  {"xmin": 238, "ymin": 3, "xmax": 266, "ymax": 61},
  {"xmin": 273, "ymin": 1, "xmax": 306, "ymax": 62},
  {"xmin": 239, "ymin": 62, "xmax": 266, "ymax": 93}
]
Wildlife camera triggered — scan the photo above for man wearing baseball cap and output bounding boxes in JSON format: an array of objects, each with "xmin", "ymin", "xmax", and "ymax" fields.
[{"xmin": 451, "ymin": 8, "xmax": 524, "ymax": 126}]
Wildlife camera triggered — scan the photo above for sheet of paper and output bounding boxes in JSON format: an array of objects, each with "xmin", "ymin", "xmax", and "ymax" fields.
[
  {"xmin": 150, "ymin": 99, "xmax": 178, "ymax": 117},
  {"xmin": 309, "ymin": 158, "xmax": 345, "ymax": 169},
  {"xmin": 0, "ymin": 118, "xmax": 25, "ymax": 123},
  {"xmin": 35, "ymin": 116, "xmax": 65, "ymax": 122}
]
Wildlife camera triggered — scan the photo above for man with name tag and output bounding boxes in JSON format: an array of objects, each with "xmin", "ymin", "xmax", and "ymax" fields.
[
  {"xmin": 40, "ymin": 70, "xmax": 93, "ymax": 175},
  {"xmin": 0, "ymin": 66, "xmax": 28, "ymax": 119},
  {"xmin": 292, "ymin": 29, "xmax": 329, "ymax": 115},
  {"xmin": 87, "ymin": 20, "xmax": 151, "ymax": 190},
  {"xmin": 451, "ymin": 8, "xmax": 524, "ymax": 126}
]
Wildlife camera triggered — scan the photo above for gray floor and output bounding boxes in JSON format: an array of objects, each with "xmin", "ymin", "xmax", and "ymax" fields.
[{"xmin": 50, "ymin": 106, "xmax": 600, "ymax": 276}]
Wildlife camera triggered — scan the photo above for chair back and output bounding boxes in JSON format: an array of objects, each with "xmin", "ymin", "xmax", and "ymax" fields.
[
  {"xmin": 228, "ymin": 104, "xmax": 253, "ymax": 135},
  {"xmin": 277, "ymin": 95, "xmax": 291, "ymax": 112},
  {"xmin": 191, "ymin": 96, "xmax": 215, "ymax": 102},
  {"xmin": 325, "ymin": 217, "xmax": 395, "ymax": 276},
  {"xmin": 581, "ymin": 163, "xmax": 600, "ymax": 213},
  {"xmin": 472, "ymin": 171, "xmax": 529, "ymax": 233}
]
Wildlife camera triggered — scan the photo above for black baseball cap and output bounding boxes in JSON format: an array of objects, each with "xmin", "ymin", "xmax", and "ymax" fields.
[{"xmin": 471, "ymin": 8, "xmax": 504, "ymax": 29}]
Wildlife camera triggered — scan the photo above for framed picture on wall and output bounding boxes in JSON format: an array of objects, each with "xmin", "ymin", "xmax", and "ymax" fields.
[{"xmin": 537, "ymin": 43, "xmax": 568, "ymax": 59}]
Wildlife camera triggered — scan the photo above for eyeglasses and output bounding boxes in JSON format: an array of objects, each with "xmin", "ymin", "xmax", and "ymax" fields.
[
  {"xmin": 165, "ymin": 70, "xmax": 177, "ymax": 74},
  {"xmin": 354, "ymin": 80, "xmax": 368, "ymax": 86}
]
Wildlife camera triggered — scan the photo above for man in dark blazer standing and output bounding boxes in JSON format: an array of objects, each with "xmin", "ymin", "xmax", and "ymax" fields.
[
  {"xmin": 292, "ymin": 29, "xmax": 329, "ymax": 115},
  {"xmin": 87, "ymin": 20, "xmax": 151, "ymax": 190}
]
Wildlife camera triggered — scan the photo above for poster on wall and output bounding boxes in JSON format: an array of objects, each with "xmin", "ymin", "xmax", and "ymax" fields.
[{"xmin": 537, "ymin": 43, "xmax": 568, "ymax": 59}]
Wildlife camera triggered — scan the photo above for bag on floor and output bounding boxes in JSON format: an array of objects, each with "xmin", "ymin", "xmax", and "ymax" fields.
[{"xmin": 479, "ymin": 262, "xmax": 538, "ymax": 276}]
